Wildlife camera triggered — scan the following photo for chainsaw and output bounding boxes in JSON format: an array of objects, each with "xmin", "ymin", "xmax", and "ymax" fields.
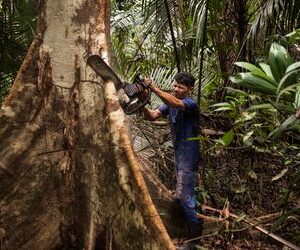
[{"xmin": 87, "ymin": 55, "xmax": 151, "ymax": 115}]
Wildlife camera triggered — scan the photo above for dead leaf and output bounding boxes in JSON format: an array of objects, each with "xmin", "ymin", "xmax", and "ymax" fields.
[
  {"xmin": 224, "ymin": 220, "xmax": 230, "ymax": 230},
  {"xmin": 221, "ymin": 200, "xmax": 230, "ymax": 229},
  {"xmin": 248, "ymin": 170, "xmax": 257, "ymax": 180},
  {"xmin": 272, "ymin": 168, "xmax": 288, "ymax": 181},
  {"xmin": 221, "ymin": 200, "xmax": 230, "ymax": 219}
]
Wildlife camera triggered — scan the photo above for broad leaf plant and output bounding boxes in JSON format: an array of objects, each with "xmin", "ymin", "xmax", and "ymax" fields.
[{"xmin": 230, "ymin": 42, "xmax": 300, "ymax": 138}]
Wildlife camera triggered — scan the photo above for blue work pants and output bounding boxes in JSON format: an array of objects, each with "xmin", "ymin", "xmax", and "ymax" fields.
[{"xmin": 175, "ymin": 170, "xmax": 198, "ymax": 223}]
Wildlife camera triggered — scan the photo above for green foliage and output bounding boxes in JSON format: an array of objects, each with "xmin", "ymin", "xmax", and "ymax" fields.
[
  {"xmin": 230, "ymin": 42, "xmax": 300, "ymax": 138},
  {"xmin": 285, "ymin": 28, "xmax": 300, "ymax": 44},
  {"xmin": 248, "ymin": 0, "xmax": 300, "ymax": 45},
  {"xmin": 269, "ymin": 43, "xmax": 294, "ymax": 83},
  {"xmin": 148, "ymin": 67, "xmax": 177, "ymax": 108},
  {"xmin": 214, "ymin": 129, "xmax": 234, "ymax": 147},
  {"xmin": 195, "ymin": 187, "xmax": 209, "ymax": 205},
  {"xmin": 0, "ymin": 73, "xmax": 13, "ymax": 103},
  {"xmin": 0, "ymin": 0, "xmax": 37, "ymax": 104}
]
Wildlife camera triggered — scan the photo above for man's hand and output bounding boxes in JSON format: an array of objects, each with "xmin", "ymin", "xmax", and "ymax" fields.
[
  {"xmin": 141, "ymin": 78, "xmax": 153, "ymax": 89},
  {"xmin": 140, "ymin": 107, "xmax": 162, "ymax": 121}
]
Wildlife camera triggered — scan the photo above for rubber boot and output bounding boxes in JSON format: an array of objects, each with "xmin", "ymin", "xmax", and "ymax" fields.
[
  {"xmin": 189, "ymin": 219, "xmax": 203, "ymax": 237},
  {"xmin": 187, "ymin": 218, "xmax": 203, "ymax": 249}
]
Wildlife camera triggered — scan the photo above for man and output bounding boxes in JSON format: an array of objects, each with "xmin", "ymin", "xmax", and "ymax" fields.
[{"xmin": 142, "ymin": 72, "xmax": 203, "ymax": 238}]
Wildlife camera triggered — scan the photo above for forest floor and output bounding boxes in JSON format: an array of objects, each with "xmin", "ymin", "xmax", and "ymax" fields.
[
  {"xmin": 195, "ymin": 149, "xmax": 300, "ymax": 250},
  {"xmin": 133, "ymin": 117, "xmax": 300, "ymax": 250}
]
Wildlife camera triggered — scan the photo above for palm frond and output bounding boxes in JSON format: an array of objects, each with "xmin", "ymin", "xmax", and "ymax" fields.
[
  {"xmin": 0, "ymin": 72, "xmax": 14, "ymax": 103},
  {"xmin": 111, "ymin": 6, "xmax": 143, "ymax": 33},
  {"xmin": 142, "ymin": 0, "xmax": 174, "ymax": 39},
  {"xmin": 0, "ymin": 14, "xmax": 35, "ymax": 68},
  {"xmin": 189, "ymin": 0, "xmax": 206, "ymax": 50},
  {"xmin": 248, "ymin": 0, "xmax": 300, "ymax": 45},
  {"xmin": 149, "ymin": 67, "xmax": 176, "ymax": 108},
  {"xmin": 248, "ymin": 0, "xmax": 282, "ymax": 41},
  {"xmin": 0, "ymin": 0, "xmax": 37, "ymax": 103}
]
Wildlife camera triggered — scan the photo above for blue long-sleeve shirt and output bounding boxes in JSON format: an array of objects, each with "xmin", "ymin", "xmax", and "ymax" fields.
[{"xmin": 158, "ymin": 97, "xmax": 200, "ymax": 172}]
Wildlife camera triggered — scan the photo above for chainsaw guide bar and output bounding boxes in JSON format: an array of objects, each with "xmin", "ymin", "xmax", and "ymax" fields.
[
  {"xmin": 87, "ymin": 55, "xmax": 123, "ymax": 90},
  {"xmin": 87, "ymin": 55, "xmax": 151, "ymax": 115}
]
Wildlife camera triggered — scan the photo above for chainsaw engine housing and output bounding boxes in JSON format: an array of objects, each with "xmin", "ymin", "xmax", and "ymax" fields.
[{"xmin": 118, "ymin": 74, "xmax": 151, "ymax": 115}]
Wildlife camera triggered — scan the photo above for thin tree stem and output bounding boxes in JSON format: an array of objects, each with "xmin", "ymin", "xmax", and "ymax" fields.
[
  {"xmin": 163, "ymin": 0, "xmax": 181, "ymax": 72},
  {"xmin": 197, "ymin": 0, "xmax": 209, "ymax": 107}
]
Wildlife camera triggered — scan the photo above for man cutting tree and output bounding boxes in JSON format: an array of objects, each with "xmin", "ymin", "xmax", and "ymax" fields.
[
  {"xmin": 86, "ymin": 55, "xmax": 203, "ymax": 242},
  {"xmin": 142, "ymin": 72, "xmax": 203, "ymax": 240}
]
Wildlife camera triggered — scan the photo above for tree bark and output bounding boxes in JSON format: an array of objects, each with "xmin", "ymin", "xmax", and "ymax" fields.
[{"xmin": 0, "ymin": 0, "xmax": 174, "ymax": 249}]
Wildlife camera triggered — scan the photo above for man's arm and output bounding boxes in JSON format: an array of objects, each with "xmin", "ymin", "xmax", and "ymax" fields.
[{"xmin": 147, "ymin": 82, "xmax": 186, "ymax": 110}]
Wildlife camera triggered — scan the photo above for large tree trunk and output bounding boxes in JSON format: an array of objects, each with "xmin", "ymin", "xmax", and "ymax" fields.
[{"xmin": 0, "ymin": 0, "xmax": 174, "ymax": 249}]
